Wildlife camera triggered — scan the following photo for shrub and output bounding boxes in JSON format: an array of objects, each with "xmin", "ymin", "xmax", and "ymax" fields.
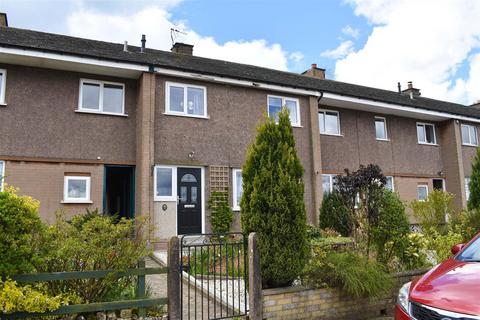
[
  {"xmin": 423, "ymin": 228, "xmax": 464, "ymax": 263},
  {"xmin": 208, "ymin": 191, "xmax": 234, "ymax": 234},
  {"xmin": 410, "ymin": 190, "xmax": 454, "ymax": 235},
  {"xmin": 468, "ymin": 147, "xmax": 480, "ymax": 209},
  {"xmin": 319, "ymin": 191, "xmax": 354, "ymax": 237},
  {"xmin": 36, "ymin": 211, "xmax": 151, "ymax": 302},
  {"xmin": 400, "ymin": 232, "xmax": 432, "ymax": 270},
  {"xmin": 371, "ymin": 190, "xmax": 410, "ymax": 265},
  {"xmin": 302, "ymin": 246, "xmax": 393, "ymax": 298},
  {"xmin": 0, "ymin": 187, "xmax": 45, "ymax": 276},
  {"xmin": 452, "ymin": 208, "xmax": 480, "ymax": 241},
  {"xmin": 241, "ymin": 108, "xmax": 308, "ymax": 288}
]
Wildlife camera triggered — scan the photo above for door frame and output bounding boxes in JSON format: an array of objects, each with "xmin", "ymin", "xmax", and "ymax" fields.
[{"xmin": 103, "ymin": 164, "xmax": 136, "ymax": 218}]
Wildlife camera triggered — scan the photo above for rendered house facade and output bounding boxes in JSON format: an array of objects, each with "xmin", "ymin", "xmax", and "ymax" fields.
[{"xmin": 0, "ymin": 16, "xmax": 479, "ymax": 245}]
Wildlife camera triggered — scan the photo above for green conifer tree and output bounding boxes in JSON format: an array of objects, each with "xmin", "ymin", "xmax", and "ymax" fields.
[
  {"xmin": 468, "ymin": 147, "xmax": 480, "ymax": 210},
  {"xmin": 241, "ymin": 108, "xmax": 308, "ymax": 288}
]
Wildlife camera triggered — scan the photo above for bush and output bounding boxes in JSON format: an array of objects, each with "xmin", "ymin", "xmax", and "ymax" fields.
[
  {"xmin": 452, "ymin": 208, "xmax": 480, "ymax": 241},
  {"xmin": 208, "ymin": 191, "xmax": 234, "ymax": 234},
  {"xmin": 468, "ymin": 147, "xmax": 480, "ymax": 209},
  {"xmin": 371, "ymin": 190, "xmax": 410, "ymax": 265},
  {"xmin": 400, "ymin": 232, "xmax": 432, "ymax": 270},
  {"xmin": 423, "ymin": 228, "xmax": 464, "ymax": 263},
  {"xmin": 36, "ymin": 211, "xmax": 151, "ymax": 302},
  {"xmin": 302, "ymin": 246, "xmax": 393, "ymax": 298},
  {"xmin": 319, "ymin": 191, "xmax": 354, "ymax": 237},
  {"xmin": 0, "ymin": 187, "xmax": 45, "ymax": 276},
  {"xmin": 241, "ymin": 108, "xmax": 308, "ymax": 288},
  {"xmin": 410, "ymin": 190, "xmax": 454, "ymax": 234}
]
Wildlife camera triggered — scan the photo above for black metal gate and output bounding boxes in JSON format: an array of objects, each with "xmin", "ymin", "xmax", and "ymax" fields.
[{"xmin": 180, "ymin": 233, "xmax": 248, "ymax": 320}]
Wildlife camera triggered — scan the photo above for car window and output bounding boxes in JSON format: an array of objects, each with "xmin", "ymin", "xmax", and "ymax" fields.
[{"xmin": 457, "ymin": 236, "xmax": 480, "ymax": 261}]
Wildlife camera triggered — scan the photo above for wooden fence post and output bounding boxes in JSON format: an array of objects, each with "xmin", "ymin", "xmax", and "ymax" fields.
[
  {"xmin": 168, "ymin": 236, "xmax": 181, "ymax": 320},
  {"xmin": 137, "ymin": 258, "xmax": 146, "ymax": 317},
  {"xmin": 249, "ymin": 232, "xmax": 263, "ymax": 320}
]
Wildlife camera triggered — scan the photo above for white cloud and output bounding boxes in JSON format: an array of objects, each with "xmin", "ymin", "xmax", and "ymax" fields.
[
  {"xmin": 342, "ymin": 25, "xmax": 359, "ymax": 38},
  {"xmin": 334, "ymin": 0, "xmax": 480, "ymax": 104},
  {"xmin": 67, "ymin": 5, "xmax": 293, "ymax": 71},
  {"xmin": 321, "ymin": 41, "xmax": 354, "ymax": 59},
  {"xmin": 289, "ymin": 51, "xmax": 304, "ymax": 62}
]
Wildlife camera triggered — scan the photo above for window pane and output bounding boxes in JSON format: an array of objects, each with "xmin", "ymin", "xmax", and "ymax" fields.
[
  {"xmin": 386, "ymin": 177, "xmax": 394, "ymax": 191},
  {"xmin": 68, "ymin": 179, "xmax": 87, "ymax": 199},
  {"xmin": 425, "ymin": 125, "xmax": 435, "ymax": 144},
  {"xmin": 0, "ymin": 73, "xmax": 3, "ymax": 99},
  {"xmin": 187, "ymin": 87, "xmax": 204, "ymax": 116},
  {"xmin": 180, "ymin": 186, "xmax": 187, "ymax": 203},
  {"xmin": 470, "ymin": 126, "xmax": 478, "ymax": 145},
  {"xmin": 285, "ymin": 100, "xmax": 298, "ymax": 124},
  {"xmin": 462, "ymin": 125, "xmax": 470, "ymax": 144},
  {"xmin": 103, "ymin": 84, "xmax": 123, "ymax": 114},
  {"xmin": 417, "ymin": 124, "xmax": 425, "ymax": 143},
  {"xmin": 268, "ymin": 97, "xmax": 282, "ymax": 121},
  {"xmin": 235, "ymin": 170, "xmax": 243, "ymax": 208},
  {"xmin": 0, "ymin": 161, "xmax": 4, "ymax": 190},
  {"xmin": 322, "ymin": 175, "xmax": 331, "ymax": 194},
  {"xmin": 156, "ymin": 168, "xmax": 172, "ymax": 197},
  {"xmin": 181, "ymin": 174, "xmax": 197, "ymax": 183},
  {"xmin": 191, "ymin": 186, "xmax": 198, "ymax": 203},
  {"xmin": 81, "ymin": 83, "xmax": 100, "ymax": 110},
  {"xmin": 465, "ymin": 177, "xmax": 471, "ymax": 201},
  {"xmin": 319, "ymin": 113, "xmax": 325, "ymax": 133},
  {"xmin": 325, "ymin": 112, "xmax": 339, "ymax": 134},
  {"xmin": 169, "ymin": 86, "xmax": 184, "ymax": 112},
  {"xmin": 417, "ymin": 186, "xmax": 428, "ymax": 201},
  {"xmin": 375, "ymin": 118, "xmax": 386, "ymax": 139}
]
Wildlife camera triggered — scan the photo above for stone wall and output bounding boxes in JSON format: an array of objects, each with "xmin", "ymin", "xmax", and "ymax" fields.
[{"xmin": 262, "ymin": 269, "xmax": 426, "ymax": 320}]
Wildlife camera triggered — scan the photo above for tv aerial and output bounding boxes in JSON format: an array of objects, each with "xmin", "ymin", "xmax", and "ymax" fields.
[{"xmin": 170, "ymin": 27, "xmax": 187, "ymax": 45}]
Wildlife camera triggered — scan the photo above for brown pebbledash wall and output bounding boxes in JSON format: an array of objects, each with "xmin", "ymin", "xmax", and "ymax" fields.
[{"xmin": 262, "ymin": 269, "xmax": 426, "ymax": 320}]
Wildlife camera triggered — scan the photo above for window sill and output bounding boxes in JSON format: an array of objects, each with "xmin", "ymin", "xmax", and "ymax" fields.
[
  {"xmin": 232, "ymin": 208, "xmax": 241, "ymax": 212},
  {"xmin": 418, "ymin": 142, "xmax": 438, "ymax": 146},
  {"xmin": 376, "ymin": 138, "xmax": 390, "ymax": 142},
  {"xmin": 154, "ymin": 197, "xmax": 177, "ymax": 202},
  {"xmin": 320, "ymin": 133, "xmax": 343, "ymax": 137},
  {"xmin": 163, "ymin": 112, "xmax": 210, "ymax": 120},
  {"xmin": 61, "ymin": 200, "xmax": 93, "ymax": 204},
  {"xmin": 462, "ymin": 143, "xmax": 478, "ymax": 147},
  {"xmin": 0, "ymin": 102, "xmax": 7, "ymax": 107},
  {"xmin": 75, "ymin": 109, "xmax": 128, "ymax": 117}
]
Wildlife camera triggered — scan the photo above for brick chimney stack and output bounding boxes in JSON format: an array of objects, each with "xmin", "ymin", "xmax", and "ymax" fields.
[
  {"xmin": 171, "ymin": 42, "xmax": 193, "ymax": 55},
  {"xmin": 401, "ymin": 81, "xmax": 421, "ymax": 99},
  {"xmin": 302, "ymin": 64, "xmax": 326, "ymax": 79},
  {"xmin": 0, "ymin": 13, "xmax": 8, "ymax": 27}
]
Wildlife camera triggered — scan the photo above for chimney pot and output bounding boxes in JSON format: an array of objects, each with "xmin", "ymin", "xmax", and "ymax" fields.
[
  {"xmin": 0, "ymin": 12, "xmax": 8, "ymax": 27},
  {"xmin": 123, "ymin": 41, "xmax": 128, "ymax": 52},
  {"xmin": 171, "ymin": 42, "xmax": 194, "ymax": 55},
  {"xmin": 141, "ymin": 34, "xmax": 146, "ymax": 53},
  {"xmin": 302, "ymin": 63, "xmax": 326, "ymax": 79}
]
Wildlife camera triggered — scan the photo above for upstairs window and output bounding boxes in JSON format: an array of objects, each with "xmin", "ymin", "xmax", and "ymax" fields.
[
  {"xmin": 0, "ymin": 69, "xmax": 6, "ymax": 105},
  {"xmin": 79, "ymin": 79, "xmax": 125, "ymax": 115},
  {"xmin": 375, "ymin": 116, "xmax": 388, "ymax": 140},
  {"xmin": 63, "ymin": 176, "xmax": 91, "ymax": 203},
  {"xmin": 461, "ymin": 124, "xmax": 478, "ymax": 146},
  {"xmin": 319, "ymin": 110, "xmax": 340, "ymax": 135},
  {"xmin": 0, "ymin": 160, "xmax": 4, "ymax": 191},
  {"xmin": 267, "ymin": 96, "xmax": 301, "ymax": 126},
  {"xmin": 166, "ymin": 82, "xmax": 207, "ymax": 118},
  {"xmin": 232, "ymin": 169, "xmax": 243, "ymax": 211},
  {"xmin": 417, "ymin": 123, "xmax": 436, "ymax": 145}
]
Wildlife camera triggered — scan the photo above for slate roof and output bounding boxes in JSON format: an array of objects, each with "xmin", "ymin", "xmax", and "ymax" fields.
[{"xmin": 1, "ymin": 26, "xmax": 479, "ymax": 119}]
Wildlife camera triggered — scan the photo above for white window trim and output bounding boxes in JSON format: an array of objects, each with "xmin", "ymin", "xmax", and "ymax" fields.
[
  {"xmin": 154, "ymin": 165, "xmax": 177, "ymax": 201},
  {"xmin": 375, "ymin": 116, "xmax": 389, "ymax": 141},
  {"xmin": 267, "ymin": 95, "xmax": 301, "ymax": 127},
  {"xmin": 0, "ymin": 69, "xmax": 6, "ymax": 105},
  {"xmin": 417, "ymin": 184, "xmax": 429, "ymax": 201},
  {"xmin": 319, "ymin": 109, "xmax": 341, "ymax": 136},
  {"xmin": 465, "ymin": 177, "xmax": 471, "ymax": 201},
  {"xmin": 461, "ymin": 124, "xmax": 478, "ymax": 146},
  {"xmin": 63, "ymin": 176, "xmax": 91, "ymax": 203},
  {"xmin": 386, "ymin": 176, "xmax": 394, "ymax": 191},
  {"xmin": 232, "ymin": 169, "xmax": 242, "ymax": 211},
  {"xmin": 165, "ymin": 81, "xmax": 208, "ymax": 118},
  {"xmin": 0, "ymin": 160, "xmax": 5, "ymax": 192},
  {"xmin": 322, "ymin": 174, "xmax": 335, "ymax": 194},
  {"xmin": 78, "ymin": 78, "xmax": 126, "ymax": 116},
  {"xmin": 416, "ymin": 122, "xmax": 437, "ymax": 145}
]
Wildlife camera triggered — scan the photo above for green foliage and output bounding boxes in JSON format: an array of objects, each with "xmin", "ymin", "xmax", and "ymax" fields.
[
  {"xmin": 208, "ymin": 191, "xmax": 234, "ymax": 234},
  {"xmin": 306, "ymin": 224, "xmax": 323, "ymax": 240},
  {"xmin": 400, "ymin": 232, "xmax": 432, "ymax": 270},
  {"xmin": 451, "ymin": 208, "xmax": 480, "ymax": 242},
  {"xmin": 0, "ymin": 187, "xmax": 45, "ymax": 276},
  {"xmin": 371, "ymin": 190, "xmax": 410, "ymax": 265},
  {"xmin": 468, "ymin": 147, "xmax": 480, "ymax": 210},
  {"xmin": 423, "ymin": 228, "xmax": 464, "ymax": 263},
  {"xmin": 241, "ymin": 108, "xmax": 308, "ymax": 288},
  {"xmin": 410, "ymin": 190, "xmax": 454, "ymax": 234},
  {"xmin": 301, "ymin": 246, "xmax": 393, "ymax": 298},
  {"xmin": 36, "ymin": 211, "xmax": 151, "ymax": 302},
  {"xmin": 319, "ymin": 191, "xmax": 354, "ymax": 236},
  {"xmin": 0, "ymin": 279, "xmax": 76, "ymax": 314}
]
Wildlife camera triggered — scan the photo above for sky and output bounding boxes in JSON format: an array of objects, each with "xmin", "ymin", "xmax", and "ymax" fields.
[{"xmin": 2, "ymin": 0, "xmax": 480, "ymax": 105}]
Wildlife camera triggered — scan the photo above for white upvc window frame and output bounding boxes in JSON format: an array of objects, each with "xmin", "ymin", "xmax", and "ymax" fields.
[
  {"xmin": 0, "ymin": 68, "xmax": 6, "ymax": 105},
  {"xmin": 322, "ymin": 174, "xmax": 336, "ymax": 194},
  {"xmin": 416, "ymin": 122, "xmax": 437, "ymax": 145},
  {"xmin": 267, "ymin": 95, "xmax": 301, "ymax": 127},
  {"xmin": 154, "ymin": 165, "xmax": 177, "ymax": 201},
  {"xmin": 417, "ymin": 184, "xmax": 429, "ymax": 201},
  {"xmin": 319, "ymin": 109, "xmax": 341, "ymax": 136},
  {"xmin": 465, "ymin": 177, "xmax": 471, "ymax": 201},
  {"xmin": 78, "ymin": 78, "xmax": 126, "ymax": 116},
  {"xmin": 165, "ymin": 81, "xmax": 208, "ymax": 118},
  {"xmin": 232, "ymin": 169, "xmax": 242, "ymax": 211},
  {"xmin": 461, "ymin": 124, "xmax": 478, "ymax": 146},
  {"xmin": 375, "ymin": 116, "xmax": 388, "ymax": 141},
  {"xmin": 386, "ymin": 176, "xmax": 394, "ymax": 191},
  {"xmin": 0, "ymin": 160, "xmax": 5, "ymax": 192},
  {"xmin": 63, "ymin": 176, "xmax": 91, "ymax": 203}
]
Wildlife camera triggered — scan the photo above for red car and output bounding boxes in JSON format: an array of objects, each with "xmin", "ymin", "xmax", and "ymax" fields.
[{"xmin": 395, "ymin": 232, "xmax": 480, "ymax": 320}]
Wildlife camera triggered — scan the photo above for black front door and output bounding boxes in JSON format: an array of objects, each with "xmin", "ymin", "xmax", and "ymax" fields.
[{"xmin": 177, "ymin": 168, "xmax": 202, "ymax": 234}]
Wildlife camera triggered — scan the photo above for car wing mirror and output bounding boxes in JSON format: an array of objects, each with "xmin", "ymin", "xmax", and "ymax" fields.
[{"xmin": 451, "ymin": 243, "xmax": 464, "ymax": 255}]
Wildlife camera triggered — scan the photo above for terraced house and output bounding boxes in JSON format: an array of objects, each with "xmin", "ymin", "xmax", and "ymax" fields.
[{"xmin": 0, "ymin": 14, "xmax": 478, "ymax": 245}]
